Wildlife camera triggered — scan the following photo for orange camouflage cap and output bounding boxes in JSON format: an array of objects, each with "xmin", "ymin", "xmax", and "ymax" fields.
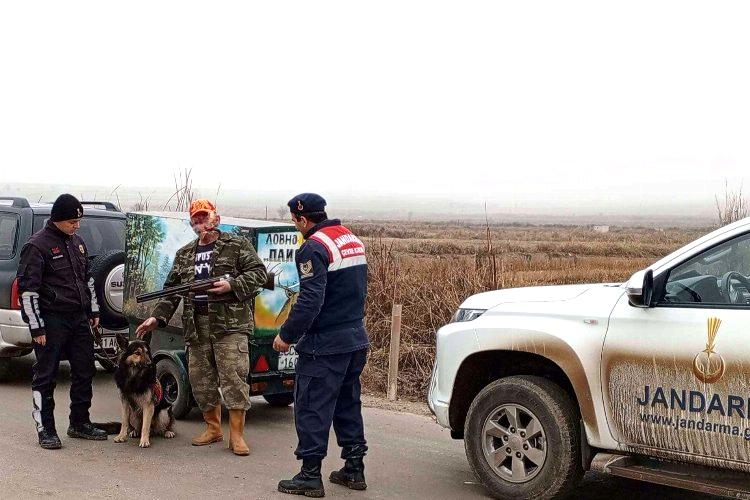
[{"xmin": 189, "ymin": 199, "xmax": 217, "ymax": 218}]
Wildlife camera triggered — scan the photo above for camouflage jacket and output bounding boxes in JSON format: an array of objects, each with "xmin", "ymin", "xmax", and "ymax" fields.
[{"xmin": 151, "ymin": 231, "xmax": 268, "ymax": 344}]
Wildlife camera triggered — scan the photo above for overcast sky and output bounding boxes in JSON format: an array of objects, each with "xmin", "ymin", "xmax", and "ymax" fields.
[{"xmin": 1, "ymin": 1, "xmax": 749, "ymax": 215}]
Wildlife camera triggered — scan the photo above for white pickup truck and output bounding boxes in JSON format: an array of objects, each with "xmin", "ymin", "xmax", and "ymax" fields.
[{"xmin": 429, "ymin": 219, "xmax": 750, "ymax": 499}]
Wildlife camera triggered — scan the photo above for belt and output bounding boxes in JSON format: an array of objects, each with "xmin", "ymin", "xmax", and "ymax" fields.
[{"xmin": 193, "ymin": 303, "xmax": 209, "ymax": 316}]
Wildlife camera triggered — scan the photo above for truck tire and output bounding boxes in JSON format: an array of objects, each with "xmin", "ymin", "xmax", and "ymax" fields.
[
  {"xmin": 156, "ymin": 358, "xmax": 192, "ymax": 419},
  {"xmin": 263, "ymin": 393, "xmax": 295, "ymax": 407},
  {"xmin": 90, "ymin": 250, "xmax": 127, "ymax": 329},
  {"xmin": 464, "ymin": 376, "xmax": 583, "ymax": 500}
]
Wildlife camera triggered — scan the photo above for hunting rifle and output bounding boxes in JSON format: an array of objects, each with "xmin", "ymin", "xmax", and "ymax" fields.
[
  {"xmin": 136, "ymin": 272, "xmax": 276, "ymax": 303},
  {"xmin": 136, "ymin": 275, "xmax": 232, "ymax": 303}
]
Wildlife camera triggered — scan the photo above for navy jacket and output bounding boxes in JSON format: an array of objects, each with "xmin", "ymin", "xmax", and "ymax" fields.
[
  {"xmin": 279, "ymin": 219, "xmax": 369, "ymax": 355},
  {"xmin": 17, "ymin": 221, "xmax": 99, "ymax": 337}
]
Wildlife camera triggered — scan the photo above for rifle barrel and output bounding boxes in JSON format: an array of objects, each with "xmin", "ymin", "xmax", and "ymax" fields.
[{"xmin": 135, "ymin": 275, "xmax": 230, "ymax": 303}]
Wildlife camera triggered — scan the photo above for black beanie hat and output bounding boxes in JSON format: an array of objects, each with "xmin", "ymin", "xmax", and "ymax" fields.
[{"xmin": 51, "ymin": 194, "xmax": 84, "ymax": 222}]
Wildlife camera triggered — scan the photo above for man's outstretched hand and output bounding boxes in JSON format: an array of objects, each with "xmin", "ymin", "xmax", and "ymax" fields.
[
  {"xmin": 136, "ymin": 317, "xmax": 158, "ymax": 339},
  {"xmin": 273, "ymin": 334, "xmax": 290, "ymax": 353}
]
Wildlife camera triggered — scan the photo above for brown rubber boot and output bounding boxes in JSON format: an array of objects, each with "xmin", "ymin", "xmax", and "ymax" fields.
[
  {"xmin": 191, "ymin": 406, "xmax": 223, "ymax": 446},
  {"xmin": 228, "ymin": 409, "xmax": 250, "ymax": 456}
]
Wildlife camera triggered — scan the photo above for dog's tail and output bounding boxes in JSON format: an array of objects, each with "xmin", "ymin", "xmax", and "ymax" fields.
[{"xmin": 92, "ymin": 421, "xmax": 121, "ymax": 434}]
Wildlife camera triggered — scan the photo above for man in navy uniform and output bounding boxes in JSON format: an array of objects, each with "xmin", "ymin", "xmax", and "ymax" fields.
[
  {"xmin": 274, "ymin": 193, "xmax": 369, "ymax": 497},
  {"xmin": 16, "ymin": 194, "xmax": 108, "ymax": 449}
]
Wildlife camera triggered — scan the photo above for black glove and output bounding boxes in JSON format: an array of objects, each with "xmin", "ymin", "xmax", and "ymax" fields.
[{"xmin": 262, "ymin": 272, "xmax": 276, "ymax": 291}]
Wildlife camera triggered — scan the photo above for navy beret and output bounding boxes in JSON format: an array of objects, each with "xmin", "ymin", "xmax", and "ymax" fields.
[{"xmin": 288, "ymin": 193, "xmax": 326, "ymax": 215}]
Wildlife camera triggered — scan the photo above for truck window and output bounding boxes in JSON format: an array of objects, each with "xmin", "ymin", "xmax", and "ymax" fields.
[
  {"xmin": 34, "ymin": 216, "xmax": 125, "ymax": 257},
  {"xmin": 0, "ymin": 213, "xmax": 20, "ymax": 259},
  {"xmin": 662, "ymin": 232, "xmax": 750, "ymax": 306}
]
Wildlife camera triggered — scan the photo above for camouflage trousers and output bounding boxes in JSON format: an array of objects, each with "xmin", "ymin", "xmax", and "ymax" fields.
[{"xmin": 188, "ymin": 314, "xmax": 251, "ymax": 412}]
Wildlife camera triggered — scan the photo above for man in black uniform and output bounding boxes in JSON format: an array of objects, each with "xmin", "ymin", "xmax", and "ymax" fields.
[
  {"xmin": 275, "ymin": 194, "xmax": 370, "ymax": 497},
  {"xmin": 17, "ymin": 194, "xmax": 108, "ymax": 449}
]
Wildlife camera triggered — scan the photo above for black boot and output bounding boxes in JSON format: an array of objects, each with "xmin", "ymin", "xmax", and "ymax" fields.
[
  {"xmin": 329, "ymin": 457, "xmax": 366, "ymax": 490},
  {"xmin": 38, "ymin": 428, "xmax": 62, "ymax": 450},
  {"xmin": 67, "ymin": 422, "xmax": 108, "ymax": 441},
  {"xmin": 278, "ymin": 458, "xmax": 325, "ymax": 497}
]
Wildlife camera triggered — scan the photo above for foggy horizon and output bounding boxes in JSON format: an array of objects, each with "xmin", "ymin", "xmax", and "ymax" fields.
[{"xmin": 0, "ymin": 180, "xmax": 729, "ymax": 228}]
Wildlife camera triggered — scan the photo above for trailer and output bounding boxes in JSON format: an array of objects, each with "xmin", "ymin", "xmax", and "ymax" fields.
[{"xmin": 123, "ymin": 211, "xmax": 301, "ymax": 418}]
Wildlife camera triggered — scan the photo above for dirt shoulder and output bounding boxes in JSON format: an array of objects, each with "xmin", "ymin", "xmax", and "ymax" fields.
[{"xmin": 361, "ymin": 392, "xmax": 433, "ymax": 417}]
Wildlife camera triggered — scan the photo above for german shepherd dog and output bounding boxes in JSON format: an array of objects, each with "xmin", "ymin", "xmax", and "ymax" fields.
[{"xmin": 113, "ymin": 340, "xmax": 175, "ymax": 448}]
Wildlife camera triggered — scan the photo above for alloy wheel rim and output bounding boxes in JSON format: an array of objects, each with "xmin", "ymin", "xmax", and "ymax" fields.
[{"xmin": 481, "ymin": 403, "xmax": 547, "ymax": 483}]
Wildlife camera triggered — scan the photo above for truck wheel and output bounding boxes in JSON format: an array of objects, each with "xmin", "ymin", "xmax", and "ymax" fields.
[
  {"xmin": 464, "ymin": 376, "xmax": 583, "ymax": 500},
  {"xmin": 90, "ymin": 250, "xmax": 127, "ymax": 329},
  {"xmin": 0, "ymin": 358, "xmax": 12, "ymax": 382},
  {"xmin": 156, "ymin": 358, "xmax": 192, "ymax": 419},
  {"xmin": 263, "ymin": 393, "xmax": 295, "ymax": 407}
]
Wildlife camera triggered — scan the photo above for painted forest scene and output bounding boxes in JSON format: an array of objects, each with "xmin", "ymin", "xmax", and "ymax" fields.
[{"xmin": 123, "ymin": 212, "xmax": 301, "ymax": 336}]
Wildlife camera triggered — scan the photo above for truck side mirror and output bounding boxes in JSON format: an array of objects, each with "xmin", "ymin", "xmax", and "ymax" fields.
[{"xmin": 627, "ymin": 269, "xmax": 654, "ymax": 308}]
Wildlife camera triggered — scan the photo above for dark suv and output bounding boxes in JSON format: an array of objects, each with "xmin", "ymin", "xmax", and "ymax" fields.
[{"xmin": 0, "ymin": 197, "xmax": 128, "ymax": 379}]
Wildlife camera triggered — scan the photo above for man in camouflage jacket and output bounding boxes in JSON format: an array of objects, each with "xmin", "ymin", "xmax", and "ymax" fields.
[{"xmin": 136, "ymin": 199, "xmax": 268, "ymax": 456}]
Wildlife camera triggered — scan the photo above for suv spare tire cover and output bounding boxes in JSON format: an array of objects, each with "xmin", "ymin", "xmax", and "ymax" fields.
[{"xmin": 90, "ymin": 250, "xmax": 127, "ymax": 329}]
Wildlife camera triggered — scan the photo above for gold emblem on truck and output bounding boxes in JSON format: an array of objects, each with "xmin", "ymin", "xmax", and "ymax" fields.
[{"xmin": 692, "ymin": 317, "xmax": 726, "ymax": 384}]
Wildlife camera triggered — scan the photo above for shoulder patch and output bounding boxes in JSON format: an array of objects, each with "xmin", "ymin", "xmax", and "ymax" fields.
[{"xmin": 299, "ymin": 259, "xmax": 314, "ymax": 279}]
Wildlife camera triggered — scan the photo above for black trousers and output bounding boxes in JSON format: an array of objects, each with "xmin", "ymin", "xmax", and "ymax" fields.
[
  {"xmin": 31, "ymin": 312, "xmax": 95, "ymax": 431},
  {"xmin": 294, "ymin": 348, "xmax": 368, "ymax": 461}
]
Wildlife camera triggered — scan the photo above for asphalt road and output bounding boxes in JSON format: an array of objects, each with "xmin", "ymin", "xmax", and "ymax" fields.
[{"xmin": 0, "ymin": 356, "xmax": 717, "ymax": 499}]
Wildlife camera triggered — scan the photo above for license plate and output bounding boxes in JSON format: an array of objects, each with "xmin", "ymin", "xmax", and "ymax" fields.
[
  {"xmin": 100, "ymin": 335, "xmax": 118, "ymax": 350},
  {"xmin": 278, "ymin": 345, "xmax": 298, "ymax": 371}
]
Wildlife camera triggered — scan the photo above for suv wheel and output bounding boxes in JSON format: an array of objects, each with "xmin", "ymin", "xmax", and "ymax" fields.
[
  {"xmin": 464, "ymin": 376, "xmax": 583, "ymax": 499},
  {"xmin": 90, "ymin": 250, "xmax": 127, "ymax": 329}
]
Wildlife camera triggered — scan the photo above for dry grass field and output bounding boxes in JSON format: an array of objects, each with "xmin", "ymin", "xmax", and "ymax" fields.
[{"xmin": 354, "ymin": 221, "xmax": 707, "ymax": 401}]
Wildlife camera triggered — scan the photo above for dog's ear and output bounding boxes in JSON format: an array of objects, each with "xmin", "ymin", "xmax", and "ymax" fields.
[
  {"xmin": 141, "ymin": 331, "xmax": 153, "ymax": 346},
  {"xmin": 117, "ymin": 346, "xmax": 130, "ymax": 365}
]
